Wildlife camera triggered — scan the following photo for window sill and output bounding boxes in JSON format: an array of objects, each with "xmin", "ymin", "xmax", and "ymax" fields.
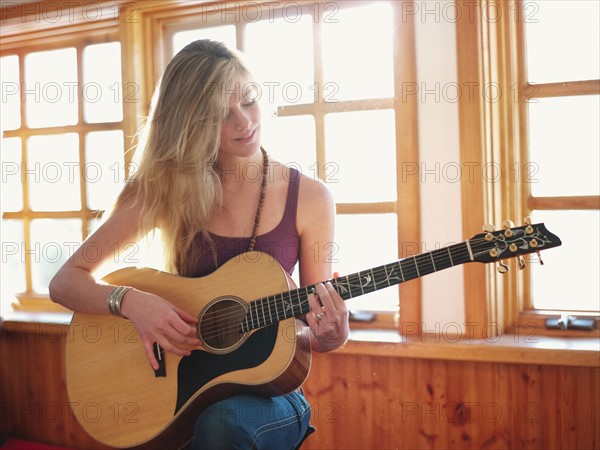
[
  {"xmin": 339, "ymin": 329, "xmax": 600, "ymax": 368},
  {"xmin": 2, "ymin": 312, "xmax": 598, "ymax": 368}
]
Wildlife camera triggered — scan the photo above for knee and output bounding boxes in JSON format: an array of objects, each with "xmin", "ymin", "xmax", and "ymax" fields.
[{"xmin": 192, "ymin": 402, "xmax": 254, "ymax": 450}]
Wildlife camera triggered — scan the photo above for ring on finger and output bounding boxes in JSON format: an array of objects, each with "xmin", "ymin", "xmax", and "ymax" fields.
[{"xmin": 315, "ymin": 312, "xmax": 325, "ymax": 321}]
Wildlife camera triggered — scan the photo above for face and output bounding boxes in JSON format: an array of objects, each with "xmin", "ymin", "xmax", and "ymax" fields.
[{"xmin": 219, "ymin": 81, "xmax": 261, "ymax": 159}]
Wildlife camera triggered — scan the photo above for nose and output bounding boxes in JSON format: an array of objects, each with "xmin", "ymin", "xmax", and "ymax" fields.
[{"xmin": 232, "ymin": 106, "xmax": 252, "ymax": 131}]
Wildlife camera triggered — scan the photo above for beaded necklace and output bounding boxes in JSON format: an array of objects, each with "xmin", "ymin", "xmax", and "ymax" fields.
[{"xmin": 247, "ymin": 147, "xmax": 268, "ymax": 252}]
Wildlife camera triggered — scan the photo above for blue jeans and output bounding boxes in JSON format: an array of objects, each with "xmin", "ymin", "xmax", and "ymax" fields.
[{"xmin": 191, "ymin": 391, "xmax": 311, "ymax": 450}]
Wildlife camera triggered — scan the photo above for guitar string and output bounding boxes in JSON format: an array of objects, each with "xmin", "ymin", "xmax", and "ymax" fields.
[
  {"xmin": 196, "ymin": 233, "xmax": 538, "ymax": 340},
  {"xmin": 196, "ymin": 233, "xmax": 535, "ymax": 341},
  {"xmin": 196, "ymin": 233, "xmax": 538, "ymax": 339}
]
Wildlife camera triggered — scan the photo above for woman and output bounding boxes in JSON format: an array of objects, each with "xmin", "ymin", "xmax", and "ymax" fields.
[{"xmin": 49, "ymin": 40, "xmax": 349, "ymax": 449}]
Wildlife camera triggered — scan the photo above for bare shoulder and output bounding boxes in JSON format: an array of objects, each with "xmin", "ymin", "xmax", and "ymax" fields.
[
  {"xmin": 296, "ymin": 170, "xmax": 335, "ymax": 233},
  {"xmin": 298, "ymin": 172, "xmax": 333, "ymax": 207},
  {"xmin": 269, "ymin": 160, "xmax": 334, "ymax": 232}
]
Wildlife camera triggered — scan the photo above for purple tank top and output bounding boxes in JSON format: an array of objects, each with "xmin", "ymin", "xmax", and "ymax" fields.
[{"xmin": 187, "ymin": 168, "xmax": 301, "ymax": 277}]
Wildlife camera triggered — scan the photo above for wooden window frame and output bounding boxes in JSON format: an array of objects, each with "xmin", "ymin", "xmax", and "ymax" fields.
[
  {"xmin": 130, "ymin": 0, "xmax": 421, "ymax": 332},
  {"xmin": 456, "ymin": 0, "xmax": 600, "ymax": 338},
  {"xmin": 0, "ymin": 2, "xmax": 134, "ymax": 311}
]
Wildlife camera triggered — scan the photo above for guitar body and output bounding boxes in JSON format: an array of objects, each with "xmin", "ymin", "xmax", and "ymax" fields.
[{"xmin": 65, "ymin": 252, "xmax": 312, "ymax": 450}]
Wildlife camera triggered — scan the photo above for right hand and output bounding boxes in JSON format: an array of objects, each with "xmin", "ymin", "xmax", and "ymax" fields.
[{"xmin": 120, "ymin": 289, "xmax": 202, "ymax": 370}]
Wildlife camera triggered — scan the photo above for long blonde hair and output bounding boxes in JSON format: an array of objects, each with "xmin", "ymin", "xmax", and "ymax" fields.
[{"xmin": 116, "ymin": 40, "xmax": 252, "ymax": 275}]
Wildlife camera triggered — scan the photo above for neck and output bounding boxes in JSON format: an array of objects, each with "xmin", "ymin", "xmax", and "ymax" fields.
[{"xmin": 217, "ymin": 149, "xmax": 264, "ymax": 188}]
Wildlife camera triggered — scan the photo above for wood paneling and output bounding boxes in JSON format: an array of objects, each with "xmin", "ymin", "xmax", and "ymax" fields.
[
  {"xmin": 1, "ymin": 324, "xmax": 598, "ymax": 450},
  {"xmin": 302, "ymin": 352, "xmax": 600, "ymax": 450},
  {"xmin": 0, "ymin": 324, "xmax": 110, "ymax": 449}
]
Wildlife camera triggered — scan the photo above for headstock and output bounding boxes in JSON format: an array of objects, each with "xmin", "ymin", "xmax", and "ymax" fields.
[{"xmin": 469, "ymin": 218, "xmax": 562, "ymax": 272}]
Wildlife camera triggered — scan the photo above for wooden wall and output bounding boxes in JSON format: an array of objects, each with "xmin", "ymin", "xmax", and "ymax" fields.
[
  {"xmin": 302, "ymin": 352, "xmax": 600, "ymax": 450},
  {"xmin": 1, "ymin": 323, "xmax": 598, "ymax": 450}
]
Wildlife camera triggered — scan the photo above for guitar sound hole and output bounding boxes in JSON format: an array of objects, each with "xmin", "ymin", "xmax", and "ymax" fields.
[{"xmin": 199, "ymin": 298, "xmax": 247, "ymax": 352}]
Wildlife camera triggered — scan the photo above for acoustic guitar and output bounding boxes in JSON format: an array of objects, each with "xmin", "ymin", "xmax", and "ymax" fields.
[{"xmin": 65, "ymin": 221, "xmax": 561, "ymax": 449}]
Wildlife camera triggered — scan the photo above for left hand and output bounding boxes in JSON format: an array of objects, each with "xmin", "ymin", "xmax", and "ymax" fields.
[{"xmin": 306, "ymin": 281, "xmax": 349, "ymax": 352}]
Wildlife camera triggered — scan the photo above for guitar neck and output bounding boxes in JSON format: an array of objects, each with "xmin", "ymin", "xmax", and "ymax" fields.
[{"xmin": 241, "ymin": 241, "xmax": 473, "ymax": 333}]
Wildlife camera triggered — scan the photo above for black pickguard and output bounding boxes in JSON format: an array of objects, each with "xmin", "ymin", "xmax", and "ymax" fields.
[{"xmin": 175, "ymin": 323, "xmax": 279, "ymax": 413}]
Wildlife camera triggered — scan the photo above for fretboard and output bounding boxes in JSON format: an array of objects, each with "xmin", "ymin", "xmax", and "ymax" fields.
[{"xmin": 240, "ymin": 241, "xmax": 473, "ymax": 333}]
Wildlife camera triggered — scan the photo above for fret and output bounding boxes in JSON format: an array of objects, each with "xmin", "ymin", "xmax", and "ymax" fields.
[
  {"xmin": 266, "ymin": 295, "xmax": 273, "ymax": 324},
  {"xmin": 382, "ymin": 265, "xmax": 392, "ymax": 289},
  {"xmin": 400, "ymin": 258, "xmax": 419, "ymax": 281},
  {"xmin": 385, "ymin": 262, "xmax": 403, "ymax": 284},
  {"xmin": 334, "ymin": 276, "xmax": 352, "ymax": 300},
  {"xmin": 431, "ymin": 248, "xmax": 451, "ymax": 272},
  {"xmin": 346, "ymin": 273, "xmax": 363, "ymax": 297},
  {"xmin": 397, "ymin": 261, "xmax": 405, "ymax": 282},
  {"xmin": 303, "ymin": 286, "xmax": 312, "ymax": 314},
  {"xmin": 450, "ymin": 243, "xmax": 470, "ymax": 265},
  {"xmin": 356, "ymin": 270, "xmax": 375, "ymax": 294},
  {"xmin": 297, "ymin": 289, "xmax": 306, "ymax": 316},
  {"xmin": 413, "ymin": 256, "xmax": 421, "ymax": 278},
  {"xmin": 295, "ymin": 288, "xmax": 304, "ymax": 315},
  {"xmin": 447, "ymin": 246, "xmax": 455, "ymax": 266},
  {"xmin": 279, "ymin": 292, "xmax": 290, "ymax": 319},
  {"xmin": 260, "ymin": 297, "xmax": 266, "ymax": 326},
  {"xmin": 254, "ymin": 301, "xmax": 261, "ymax": 327},
  {"xmin": 367, "ymin": 269, "xmax": 377, "ymax": 292},
  {"xmin": 276, "ymin": 293, "xmax": 287, "ymax": 320},
  {"xmin": 283, "ymin": 292, "xmax": 293, "ymax": 318},
  {"xmin": 430, "ymin": 252, "xmax": 437, "ymax": 272},
  {"xmin": 249, "ymin": 302, "xmax": 256, "ymax": 329}
]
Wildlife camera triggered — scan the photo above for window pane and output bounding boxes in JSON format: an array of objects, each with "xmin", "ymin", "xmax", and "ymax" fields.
[
  {"xmin": 85, "ymin": 130, "xmax": 125, "ymax": 210},
  {"xmin": 261, "ymin": 115, "xmax": 316, "ymax": 178},
  {"xmin": 528, "ymin": 96, "xmax": 599, "ymax": 197},
  {"xmin": 531, "ymin": 210, "xmax": 599, "ymax": 311},
  {"xmin": 322, "ymin": 2, "xmax": 394, "ymax": 101},
  {"xmin": 1, "ymin": 219, "xmax": 26, "ymax": 301},
  {"xmin": 28, "ymin": 133, "xmax": 81, "ymax": 211},
  {"xmin": 1, "ymin": 137, "xmax": 23, "ymax": 212},
  {"xmin": 334, "ymin": 214, "xmax": 398, "ymax": 312},
  {"xmin": 172, "ymin": 25, "xmax": 237, "ymax": 55},
  {"xmin": 83, "ymin": 42, "xmax": 123, "ymax": 123},
  {"xmin": 246, "ymin": 15, "xmax": 314, "ymax": 106},
  {"xmin": 325, "ymin": 110, "xmax": 396, "ymax": 202},
  {"xmin": 25, "ymin": 48, "xmax": 78, "ymax": 128},
  {"xmin": 1, "ymin": 55, "xmax": 20, "ymax": 131},
  {"xmin": 30, "ymin": 218, "xmax": 81, "ymax": 293},
  {"xmin": 525, "ymin": 1, "xmax": 600, "ymax": 83}
]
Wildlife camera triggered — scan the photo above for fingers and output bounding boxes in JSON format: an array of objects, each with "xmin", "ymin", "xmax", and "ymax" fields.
[
  {"xmin": 174, "ymin": 305, "xmax": 199, "ymax": 325},
  {"xmin": 143, "ymin": 340, "xmax": 160, "ymax": 371},
  {"xmin": 313, "ymin": 282, "xmax": 345, "ymax": 312}
]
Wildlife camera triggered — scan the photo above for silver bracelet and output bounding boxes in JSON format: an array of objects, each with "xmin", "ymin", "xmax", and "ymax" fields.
[{"xmin": 107, "ymin": 286, "xmax": 132, "ymax": 318}]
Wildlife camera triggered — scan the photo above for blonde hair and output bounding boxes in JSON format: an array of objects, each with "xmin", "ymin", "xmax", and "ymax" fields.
[{"xmin": 116, "ymin": 40, "xmax": 252, "ymax": 275}]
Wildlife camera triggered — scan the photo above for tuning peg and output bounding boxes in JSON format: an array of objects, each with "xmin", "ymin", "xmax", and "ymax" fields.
[
  {"xmin": 482, "ymin": 224, "xmax": 495, "ymax": 233},
  {"xmin": 503, "ymin": 220, "xmax": 515, "ymax": 237},
  {"xmin": 536, "ymin": 251, "xmax": 544, "ymax": 265},
  {"xmin": 496, "ymin": 261, "xmax": 509, "ymax": 274},
  {"xmin": 518, "ymin": 256, "xmax": 526, "ymax": 270},
  {"xmin": 524, "ymin": 216, "xmax": 534, "ymax": 234}
]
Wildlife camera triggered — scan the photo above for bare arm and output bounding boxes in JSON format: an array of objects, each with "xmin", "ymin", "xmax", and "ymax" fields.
[
  {"xmin": 49, "ymin": 197, "xmax": 201, "ymax": 369},
  {"xmin": 297, "ymin": 176, "xmax": 349, "ymax": 353}
]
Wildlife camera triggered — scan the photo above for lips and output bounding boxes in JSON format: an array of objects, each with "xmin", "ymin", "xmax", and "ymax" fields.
[{"xmin": 235, "ymin": 129, "xmax": 256, "ymax": 144}]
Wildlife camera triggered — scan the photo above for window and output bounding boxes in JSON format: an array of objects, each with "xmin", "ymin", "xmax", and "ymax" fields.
[
  {"xmin": 1, "ymin": 19, "xmax": 126, "ymax": 310},
  {"xmin": 154, "ymin": 1, "xmax": 420, "ymax": 328},
  {"xmin": 456, "ymin": 0, "xmax": 599, "ymax": 335},
  {"xmin": 521, "ymin": 1, "xmax": 599, "ymax": 313}
]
